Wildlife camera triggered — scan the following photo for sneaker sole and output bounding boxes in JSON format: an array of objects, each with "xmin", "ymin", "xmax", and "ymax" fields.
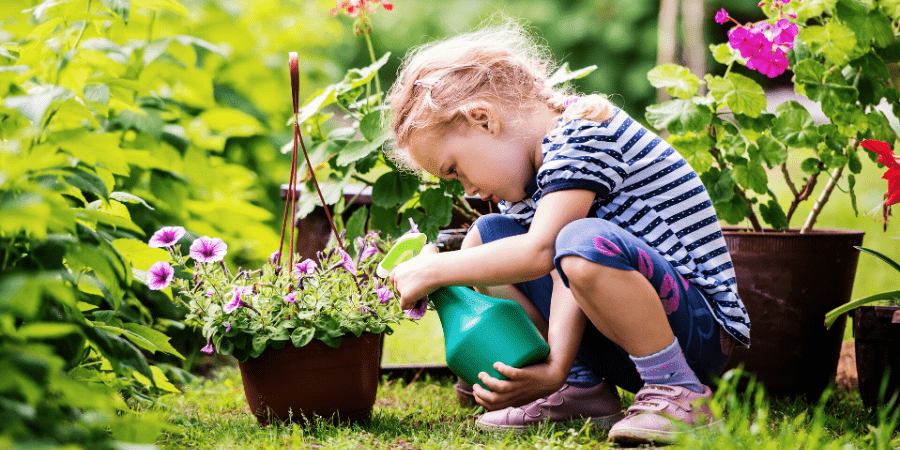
[
  {"xmin": 608, "ymin": 419, "xmax": 724, "ymax": 445},
  {"xmin": 475, "ymin": 411, "xmax": 626, "ymax": 434}
]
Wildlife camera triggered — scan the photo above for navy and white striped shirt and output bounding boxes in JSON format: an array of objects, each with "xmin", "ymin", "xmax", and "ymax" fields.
[{"xmin": 498, "ymin": 110, "xmax": 750, "ymax": 346}]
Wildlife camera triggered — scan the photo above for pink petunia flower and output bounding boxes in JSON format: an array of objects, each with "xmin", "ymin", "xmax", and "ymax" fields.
[
  {"xmin": 293, "ymin": 259, "xmax": 317, "ymax": 278},
  {"xmin": 269, "ymin": 250, "xmax": 281, "ymax": 265},
  {"xmin": 376, "ymin": 285, "xmax": 393, "ymax": 304},
  {"xmin": 147, "ymin": 261, "xmax": 174, "ymax": 290},
  {"xmin": 189, "ymin": 236, "xmax": 228, "ymax": 263},
  {"xmin": 284, "ymin": 292, "xmax": 298, "ymax": 303},
  {"xmin": 715, "ymin": 8, "xmax": 729, "ymax": 24},
  {"xmin": 406, "ymin": 218, "xmax": 419, "ymax": 234},
  {"xmin": 201, "ymin": 338, "xmax": 215, "ymax": 354},
  {"xmin": 360, "ymin": 244, "xmax": 378, "ymax": 261},
  {"xmin": 405, "ymin": 298, "xmax": 428, "ymax": 320},
  {"xmin": 149, "ymin": 226, "xmax": 186, "ymax": 248},
  {"xmin": 338, "ymin": 249, "xmax": 357, "ymax": 275},
  {"xmin": 224, "ymin": 286, "xmax": 252, "ymax": 313},
  {"xmin": 223, "ymin": 321, "xmax": 232, "ymax": 332}
]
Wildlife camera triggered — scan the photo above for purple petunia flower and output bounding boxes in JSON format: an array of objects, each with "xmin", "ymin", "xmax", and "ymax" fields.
[
  {"xmin": 269, "ymin": 250, "xmax": 281, "ymax": 265},
  {"xmin": 284, "ymin": 292, "xmax": 298, "ymax": 303},
  {"xmin": 338, "ymin": 249, "xmax": 357, "ymax": 275},
  {"xmin": 189, "ymin": 236, "xmax": 228, "ymax": 263},
  {"xmin": 376, "ymin": 285, "xmax": 393, "ymax": 304},
  {"xmin": 223, "ymin": 321, "xmax": 232, "ymax": 332},
  {"xmin": 405, "ymin": 298, "xmax": 428, "ymax": 320},
  {"xmin": 201, "ymin": 339, "xmax": 215, "ymax": 354},
  {"xmin": 360, "ymin": 244, "xmax": 378, "ymax": 261},
  {"xmin": 293, "ymin": 259, "xmax": 317, "ymax": 277},
  {"xmin": 224, "ymin": 286, "xmax": 252, "ymax": 313},
  {"xmin": 147, "ymin": 261, "xmax": 174, "ymax": 290},
  {"xmin": 406, "ymin": 218, "xmax": 419, "ymax": 234},
  {"xmin": 149, "ymin": 226, "xmax": 186, "ymax": 248}
]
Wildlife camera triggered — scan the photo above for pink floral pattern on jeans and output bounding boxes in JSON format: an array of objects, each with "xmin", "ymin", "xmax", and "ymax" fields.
[
  {"xmin": 659, "ymin": 273, "xmax": 680, "ymax": 315},
  {"xmin": 637, "ymin": 248, "xmax": 654, "ymax": 279},
  {"xmin": 593, "ymin": 236, "xmax": 622, "ymax": 256}
]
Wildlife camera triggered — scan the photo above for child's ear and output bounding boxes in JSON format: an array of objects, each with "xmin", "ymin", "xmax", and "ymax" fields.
[{"xmin": 461, "ymin": 103, "xmax": 499, "ymax": 135}]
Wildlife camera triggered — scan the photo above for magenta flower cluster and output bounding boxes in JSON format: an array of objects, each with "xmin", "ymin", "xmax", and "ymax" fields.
[
  {"xmin": 145, "ymin": 226, "xmax": 229, "ymax": 291},
  {"xmin": 716, "ymin": 0, "xmax": 799, "ymax": 78}
]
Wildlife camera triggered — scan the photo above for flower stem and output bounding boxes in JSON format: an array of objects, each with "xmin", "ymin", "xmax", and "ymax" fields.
[
  {"xmin": 801, "ymin": 166, "xmax": 843, "ymax": 233},
  {"xmin": 363, "ymin": 30, "xmax": 382, "ymax": 101}
]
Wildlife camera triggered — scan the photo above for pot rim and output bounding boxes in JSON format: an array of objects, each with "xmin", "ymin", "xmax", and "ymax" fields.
[{"xmin": 721, "ymin": 226, "xmax": 865, "ymax": 237}]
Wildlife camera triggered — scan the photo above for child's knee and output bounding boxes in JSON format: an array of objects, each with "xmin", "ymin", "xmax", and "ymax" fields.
[{"xmin": 461, "ymin": 224, "xmax": 483, "ymax": 249}]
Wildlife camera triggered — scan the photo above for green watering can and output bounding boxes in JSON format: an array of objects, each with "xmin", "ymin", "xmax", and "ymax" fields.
[{"xmin": 377, "ymin": 233, "xmax": 550, "ymax": 389}]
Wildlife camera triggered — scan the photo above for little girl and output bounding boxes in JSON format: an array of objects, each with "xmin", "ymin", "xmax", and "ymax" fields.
[{"xmin": 386, "ymin": 22, "xmax": 750, "ymax": 445}]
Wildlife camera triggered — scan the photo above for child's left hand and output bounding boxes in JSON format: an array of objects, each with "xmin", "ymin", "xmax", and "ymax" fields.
[
  {"xmin": 471, "ymin": 361, "xmax": 566, "ymax": 411},
  {"xmin": 390, "ymin": 243, "xmax": 440, "ymax": 310}
]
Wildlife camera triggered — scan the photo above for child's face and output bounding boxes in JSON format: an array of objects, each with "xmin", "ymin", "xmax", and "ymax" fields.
[{"xmin": 408, "ymin": 124, "xmax": 538, "ymax": 204}]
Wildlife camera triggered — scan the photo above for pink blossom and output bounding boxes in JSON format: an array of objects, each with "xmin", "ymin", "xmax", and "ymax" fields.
[
  {"xmin": 149, "ymin": 226, "xmax": 185, "ymax": 248},
  {"xmin": 772, "ymin": 19, "xmax": 798, "ymax": 49},
  {"xmin": 269, "ymin": 250, "xmax": 281, "ymax": 265},
  {"xmin": 284, "ymin": 292, "xmax": 298, "ymax": 303},
  {"xmin": 376, "ymin": 285, "xmax": 393, "ymax": 303},
  {"xmin": 406, "ymin": 218, "xmax": 419, "ymax": 234},
  {"xmin": 189, "ymin": 236, "xmax": 227, "ymax": 263},
  {"xmin": 147, "ymin": 261, "xmax": 174, "ymax": 290},
  {"xmin": 715, "ymin": 8, "xmax": 729, "ymax": 24},
  {"xmin": 224, "ymin": 286, "xmax": 252, "ymax": 313},
  {"xmin": 360, "ymin": 245, "xmax": 378, "ymax": 260},
  {"xmin": 405, "ymin": 298, "xmax": 427, "ymax": 320},
  {"xmin": 223, "ymin": 321, "xmax": 232, "ymax": 332},
  {"xmin": 293, "ymin": 259, "xmax": 317, "ymax": 277},
  {"xmin": 338, "ymin": 249, "xmax": 357, "ymax": 275},
  {"xmin": 201, "ymin": 339, "xmax": 215, "ymax": 354}
]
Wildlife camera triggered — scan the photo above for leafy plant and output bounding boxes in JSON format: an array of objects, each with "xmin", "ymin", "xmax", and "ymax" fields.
[
  {"xmin": 291, "ymin": 4, "xmax": 597, "ymax": 243},
  {"xmin": 824, "ymin": 239, "xmax": 900, "ymax": 328},
  {"xmin": 138, "ymin": 225, "xmax": 407, "ymax": 362},
  {"xmin": 645, "ymin": 0, "xmax": 900, "ymax": 232}
]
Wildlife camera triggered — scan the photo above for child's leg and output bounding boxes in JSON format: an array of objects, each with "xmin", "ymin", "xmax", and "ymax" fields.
[{"xmin": 554, "ymin": 218, "xmax": 729, "ymax": 444}]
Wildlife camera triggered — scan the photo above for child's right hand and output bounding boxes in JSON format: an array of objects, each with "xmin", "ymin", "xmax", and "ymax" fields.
[{"xmin": 390, "ymin": 243, "xmax": 440, "ymax": 310}]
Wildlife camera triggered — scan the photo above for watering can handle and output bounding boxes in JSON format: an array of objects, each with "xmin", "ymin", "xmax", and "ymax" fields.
[{"xmin": 376, "ymin": 233, "xmax": 429, "ymax": 278}]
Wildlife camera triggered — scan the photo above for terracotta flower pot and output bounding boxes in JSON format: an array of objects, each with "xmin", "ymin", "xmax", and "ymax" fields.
[
  {"xmin": 854, "ymin": 306, "xmax": 900, "ymax": 409},
  {"xmin": 722, "ymin": 228, "xmax": 864, "ymax": 400},
  {"xmin": 238, "ymin": 332, "xmax": 382, "ymax": 425}
]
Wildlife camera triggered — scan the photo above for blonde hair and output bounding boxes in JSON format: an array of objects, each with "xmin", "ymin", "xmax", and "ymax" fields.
[{"xmin": 387, "ymin": 20, "xmax": 615, "ymax": 171}]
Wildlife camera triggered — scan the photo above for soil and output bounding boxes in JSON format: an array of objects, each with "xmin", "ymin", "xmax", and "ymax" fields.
[{"xmin": 835, "ymin": 340, "xmax": 858, "ymax": 391}]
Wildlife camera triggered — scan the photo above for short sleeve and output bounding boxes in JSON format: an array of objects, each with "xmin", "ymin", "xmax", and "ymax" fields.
[{"xmin": 537, "ymin": 113, "xmax": 630, "ymax": 199}]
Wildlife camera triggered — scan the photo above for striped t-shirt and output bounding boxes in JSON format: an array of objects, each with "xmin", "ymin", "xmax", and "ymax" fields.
[{"xmin": 498, "ymin": 109, "xmax": 750, "ymax": 346}]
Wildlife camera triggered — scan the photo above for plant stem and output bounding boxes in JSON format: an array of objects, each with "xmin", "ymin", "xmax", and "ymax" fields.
[
  {"xmin": 784, "ymin": 165, "xmax": 819, "ymax": 226},
  {"xmin": 72, "ymin": 0, "xmax": 91, "ymax": 50},
  {"xmin": 734, "ymin": 185, "xmax": 763, "ymax": 232},
  {"xmin": 363, "ymin": 30, "xmax": 382, "ymax": 101},
  {"xmin": 801, "ymin": 166, "xmax": 843, "ymax": 234},
  {"xmin": 452, "ymin": 194, "xmax": 481, "ymax": 222}
]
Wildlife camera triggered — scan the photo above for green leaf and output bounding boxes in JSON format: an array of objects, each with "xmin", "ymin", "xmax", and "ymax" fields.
[
  {"xmin": 372, "ymin": 171, "xmax": 419, "ymax": 207},
  {"xmin": 668, "ymin": 133, "xmax": 714, "ymax": 174},
  {"xmin": 290, "ymin": 326, "xmax": 315, "ymax": 347},
  {"xmin": 733, "ymin": 161, "xmax": 769, "ymax": 194},
  {"xmin": 801, "ymin": 157, "xmax": 822, "ymax": 174},
  {"xmin": 881, "ymin": 0, "xmax": 900, "ymax": 20},
  {"xmin": 101, "ymin": 0, "xmax": 131, "ymax": 23},
  {"xmin": 54, "ymin": 130, "xmax": 130, "ymax": 176},
  {"xmin": 710, "ymin": 43, "xmax": 740, "ymax": 65},
  {"xmin": 419, "ymin": 188, "xmax": 453, "ymax": 228},
  {"xmin": 724, "ymin": 72, "xmax": 767, "ymax": 118},
  {"xmin": 122, "ymin": 323, "xmax": 184, "ymax": 359},
  {"xmin": 336, "ymin": 132, "xmax": 389, "ymax": 166},
  {"xmin": 755, "ymin": 136, "xmax": 787, "ymax": 168},
  {"xmin": 771, "ymin": 101, "xmax": 819, "ymax": 148},
  {"xmin": 109, "ymin": 192, "xmax": 154, "ymax": 210},
  {"xmin": 759, "ymin": 199, "xmax": 788, "ymax": 230},
  {"xmin": 645, "ymin": 99, "xmax": 712, "ymax": 134},
  {"xmin": 647, "ymin": 64, "xmax": 700, "ymax": 99},
  {"xmin": 713, "ymin": 194, "xmax": 750, "ymax": 224},
  {"xmin": 548, "ymin": 62, "xmax": 597, "ymax": 86},
  {"xmin": 344, "ymin": 206, "xmax": 368, "ymax": 245},
  {"xmin": 360, "ymin": 111, "xmax": 385, "ymax": 142},
  {"xmin": 824, "ymin": 290, "xmax": 900, "ymax": 329},
  {"xmin": 83, "ymin": 325, "xmax": 153, "ymax": 381},
  {"xmin": 857, "ymin": 246, "xmax": 900, "ymax": 274},
  {"xmin": 17, "ymin": 323, "xmax": 82, "ymax": 340},
  {"xmin": 66, "ymin": 243, "xmax": 124, "ymax": 306},
  {"xmin": 799, "ymin": 22, "xmax": 858, "ymax": 65},
  {"xmin": 368, "ymin": 204, "xmax": 400, "ymax": 237},
  {"xmin": 793, "ymin": 59, "xmax": 827, "ymax": 100},
  {"xmin": 699, "ymin": 167, "xmax": 734, "ymax": 204}
]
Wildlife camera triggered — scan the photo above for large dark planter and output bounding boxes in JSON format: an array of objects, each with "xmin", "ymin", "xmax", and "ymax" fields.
[
  {"xmin": 854, "ymin": 306, "xmax": 900, "ymax": 409},
  {"xmin": 722, "ymin": 228, "xmax": 864, "ymax": 399},
  {"xmin": 238, "ymin": 332, "xmax": 382, "ymax": 425}
]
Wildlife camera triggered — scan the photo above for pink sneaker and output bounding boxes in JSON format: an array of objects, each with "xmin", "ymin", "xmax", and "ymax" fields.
[
  {"xmin": 608, "ymin": 384, "xmax": 718, "ymax": 445},
  {"xmin": 475, "ymin": 382, "xmax": 625, "ymax": 433}
]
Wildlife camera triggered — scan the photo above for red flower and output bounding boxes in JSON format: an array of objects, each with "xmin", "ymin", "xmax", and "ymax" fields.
[
  {"xmin": 330, "ymin": 0, "xmax": 393, "ymax": 18},
  {"xmin": 862, "ymin": 140, "xmax": 900, "ymax": 207}
]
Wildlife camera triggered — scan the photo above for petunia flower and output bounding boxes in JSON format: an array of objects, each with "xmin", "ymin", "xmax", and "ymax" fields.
[
  {"xmin": 715, "ymin": 8, "xmax": 728, "ymax": 24},
  {"xmin": 201, "ymin": 338, "xmax": 215, "ymax": 354},
  {"xmin": 407, "ymin": 218, "xmax": 419, "ymax": 234},
  {"xmin": 269, "ymin": 250, "xmax": 281, "ymax": 265},
  {"xmin": 293, "ymin": 259, "xmax": 317, "ymax": 278},
  {"xmin": 360, "ymin": 244, "xmax": 378, "ymax": 261},
  {"xmin": 189, "ymin": 236, "xmax": 228, "ymax": 263},
  {"xmin": 147, "ymin": 261, "xmax": 174, "ymax": 290},
  {"xmin": 376, "ymin": 285, "xmax": 393, "ymax": 304},
  {"xmin": 223, "ymin": 321, "xmax": 232, "ymax": 332},
  {"xmin": 224, "ymin": 286, "xmax": 252, "ymax": 314},
  {"xmin": 405, "ymin": 298, "xmax": 428, "ymax": 320},
  {"xmin": 149, "ymin": 226, "xmax": 186, "ymax": 248},
  {"xmin": 284, "ymin": 292, "xmax": 298, "ymax": 303},
  {"xmin": 337, "ymin": 249, "xmax": 357, "ymax": 275}
]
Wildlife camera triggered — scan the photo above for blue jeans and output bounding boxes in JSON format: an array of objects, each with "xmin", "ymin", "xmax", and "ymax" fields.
[{"xmin": 472, "ymin": 214, "xmax": 731, "ymax": 393}]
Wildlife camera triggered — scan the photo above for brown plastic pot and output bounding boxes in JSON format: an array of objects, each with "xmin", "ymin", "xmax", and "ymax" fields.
[
  {"xmin": 854, "ymin": 306, "xmax": 900, "ymax": 409},
  {"xmin": 238, "ymin": 333, "xmax": 382, "ymax": 425},
  {"xmin": 722, "ymin": 228, "xmax": 864, "ymax": 399}
]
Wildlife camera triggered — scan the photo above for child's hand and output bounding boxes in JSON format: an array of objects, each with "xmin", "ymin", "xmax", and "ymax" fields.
[
  {"xmin": 472, "ymin": 361, "xmax": 567, "ymax": 411},
  {"xmin": 390, "ymin": 243, "xmax": 440, "ymax": 310}
]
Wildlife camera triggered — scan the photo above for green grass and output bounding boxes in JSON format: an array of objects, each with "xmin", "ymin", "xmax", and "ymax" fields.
[{"xmin": 140, "ymin": 367, "xmax": 899, "ymax": 449}]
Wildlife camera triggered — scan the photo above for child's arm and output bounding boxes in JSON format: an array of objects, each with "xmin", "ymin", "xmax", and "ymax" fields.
[{"xmin": 390, "ymin": 188, "xmax": 597, "ymax": 307}]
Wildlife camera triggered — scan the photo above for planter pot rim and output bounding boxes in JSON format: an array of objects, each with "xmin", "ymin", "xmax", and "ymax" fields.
[{"xmin": 721, "ymin": 227, "xmax": 865, "ymax": 237}]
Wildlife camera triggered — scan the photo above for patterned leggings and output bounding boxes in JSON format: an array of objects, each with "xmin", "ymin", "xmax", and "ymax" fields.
[{"xmin": 472, "ymin": 214, "xmax": 730, "ymax": 393}]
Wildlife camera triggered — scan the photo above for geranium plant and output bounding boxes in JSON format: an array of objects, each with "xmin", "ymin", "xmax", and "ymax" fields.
[
  {"xmin": 645, "ymin": 0, "xmax": 900, "ymax": 232},
  {"xmin": 139, "ymin": 225, "xmax": 405, "ymax": 361}
]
